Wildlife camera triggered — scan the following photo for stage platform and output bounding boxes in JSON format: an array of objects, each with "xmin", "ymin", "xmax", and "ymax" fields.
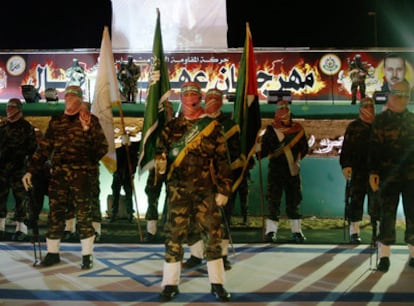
[
  {"xmin": 1, "ymin": 242, "xmax": 413, "ymax": 305},
  {"xmin": 2, "ymin": 100, "xmax": 410, "ymax": 120}
]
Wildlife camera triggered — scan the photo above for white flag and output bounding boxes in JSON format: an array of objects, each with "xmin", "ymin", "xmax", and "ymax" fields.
[{"xmin": 91, "ymin": 26, "xmax": 120, "ymax": 173}]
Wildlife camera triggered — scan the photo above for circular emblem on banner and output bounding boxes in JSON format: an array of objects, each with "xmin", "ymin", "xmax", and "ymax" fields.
[
  {"xmin": 319, "ymin": 53, "xmax": 341, "ymax": 76},
  {"xmin": 6, "ymin": 55, "xmax": 26, "ymax": 76}
]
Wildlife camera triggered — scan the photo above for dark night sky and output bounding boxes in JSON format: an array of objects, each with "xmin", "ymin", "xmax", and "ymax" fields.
[
  {"xmin": 227, "ymin": 0, "xmax": 414, "ymax": 49},
  {"xmin": 1, "ymin": 0, "xmax": 414, "ymax": 50}
]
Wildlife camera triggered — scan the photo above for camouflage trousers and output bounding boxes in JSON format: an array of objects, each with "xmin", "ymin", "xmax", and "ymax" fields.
[
  {"xmin": 47, "ymin": 167, "xmax": 95, "ymax": 240},
  {"xmin": 64, "ymin": 169, "xmax": 101, "ymax": 223},
  {"xmin": 0, "ymin": 170, "xmax": 27, "ymax": 221},
  {"xmin": 163, "ymin": 184, "xmax": 223, "ymax": 262}
]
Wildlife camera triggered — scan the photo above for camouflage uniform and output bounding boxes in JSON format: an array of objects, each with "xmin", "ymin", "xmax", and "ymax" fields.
[
  {"xmin": 157, "ymin": 114, "xmax": 232, "ymax": 263},
  {"xmin": 185, "ymin": 112, "xmax": 240, "ymax": 249},
  {"xmin": 159, "ymin": 82, "xmax": 232, "ymax": 302},
  {"xmin": 369, "ymin": 109, "xmax": 414, "ymax": 246},
  {"xmin": 183, "ymin": 88, "xmax": 241, "ymax": 271},
  {"xmin": 27, "ymin": 112, "xmax": 108, "ymax": 241},
  {"xmin": 59, "ymin": 164, "xmax": 99, "ymax": 243},
  {"xmin": 0, "ymin": 116, "xmax": 37, "ymax": 223},
  {"xmin": 89, "ymin": 163, "xmax": 101, "ymax": 241},
  {"xmin": 340, "ymin": 114, "xmax": 379, "ymax": 242}
]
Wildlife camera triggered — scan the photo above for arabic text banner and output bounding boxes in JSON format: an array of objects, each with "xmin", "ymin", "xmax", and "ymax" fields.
[{"xmin": 1, "ymin": 50, "xmax": 413, "ymax": 103}]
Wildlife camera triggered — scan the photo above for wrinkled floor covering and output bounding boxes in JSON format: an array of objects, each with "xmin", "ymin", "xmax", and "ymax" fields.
[{"xmin": 1, "ymin": 242, "xmax": 413, "ymax": 305}]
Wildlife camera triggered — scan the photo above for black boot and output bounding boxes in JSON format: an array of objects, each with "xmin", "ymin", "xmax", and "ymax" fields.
[
  {"xmin": 377, "ymin": 257, "xmax": 390, "ymax": 272},
  {"xmin": 143, "ymin": 232, "xmax": 156, "ymax": 243},
  {"xmin": 211, "ymin": 284, "xmax": 231, "ymax": 302},
  {"xmin": 292, "ymin": 232, "xmax": 306, "ymax": 243},
  {"xmin": 94, "ymin": 232, "xmax": 101, "ymax": 243},
  {"xmin": 350, "ymin": 234, "xmax": 361, "ymax": 244},
  {"xmin": 241, "ymin": 204, "xmax": 248, "ymax": 225},
  {"xmin": 223, "ymin": 255, "xmax": 232, "ymax": 271},
  {"xmin": 242, "ymin": 214, "xmax": 248, "ymax": 225},
  {"xmin": 110, "ymin": 213, "xmax": 117, "ymax": 223},
  {"xmin": 62, "ymin": 231, "xmax": 78, "ymax": 242},
  {"xmin": 111, "ymin": 193, "xmax": 119, "ymax": 223},
  {"xmin": 81, "ymin": 255, "xmax": 93, "ymax": 270},
  {"xmin": 12, "ymin": 231, "xmax": 27, "ymax": 242},
  {"xmin": 265, "ymin": 232, "xmax": 277, "ymax": 243},
  {"xmin": 182, "ymin": 255, "xmax": 202, "ymax": 269},
  {"xmin": 41, "ymin": 253, "xmax": 60, "ymax": 267},
  {"xmin": 160, "ymin": 285, "xmax": 179, "ymax": 302}
]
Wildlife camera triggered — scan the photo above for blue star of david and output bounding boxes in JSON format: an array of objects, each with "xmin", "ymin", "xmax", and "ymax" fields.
[{"xmin": 80, "ymin": 252, "xmax": 208, "ymax": 286}]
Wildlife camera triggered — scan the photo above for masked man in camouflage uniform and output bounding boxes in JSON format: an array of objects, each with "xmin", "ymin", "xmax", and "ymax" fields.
[
  {"xmin": 369, "ymin": 80, "xmax": 414, "ymax": 272},
  {"xmin": 182, "ymin": 88, "xmax": 243, "ymax": 272},
  {"xmin": 157, "ymin": 82, "xmax": 232, "ymax": 302},
  {"xmin": 0, "ymin": 98, "xmax": 37, "ymax": 241},
  {"xmin": 340, "ymin": 97, "xmax": 378, "ymax": 244},
  {"xmin": 62, "ymin": 102, "xmax": 102, "ymax": 244},
  {"xmin": 22, "ymin": 85, "xmax": 108, "ymax": 270},
  {"xmin": 257, "ymin": 99, "xmax": 309, "ymax": 243}
]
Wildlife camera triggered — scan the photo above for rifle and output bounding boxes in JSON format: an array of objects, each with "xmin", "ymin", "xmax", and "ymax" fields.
[
  {"xmin": 25, "ymin": 187, "xmax": 43, "ymax": 266},
  {"xmin": 207, "ymin": 157, "xmax": 235, "ymax": 255},
  {"xmin": 344, "ymin": 179, "xmax": 352, "ymax": 241},
  {"xmin": 369, "ymin": 190, "xmax": 381, "ymax": 269},
  {"xmin": 369, "ymin": 190, "xmax": 381, "ymax": 245},
  {"xmin": 220, "ymin": 207, "xmax": 235, "ymax": 256}
]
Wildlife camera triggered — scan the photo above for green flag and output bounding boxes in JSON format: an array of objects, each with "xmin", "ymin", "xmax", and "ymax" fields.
[
  {"xmin": 232, "ymin": 22, "xmax": 261, "ymax": 190},
  {"xmin": 138, "ymin": 9, "xmax": 171, "ymax": 175}
]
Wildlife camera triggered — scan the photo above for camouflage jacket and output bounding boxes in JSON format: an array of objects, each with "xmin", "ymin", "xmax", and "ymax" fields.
[
  {"xmin": 369, "ymin": 109, "xmax": 414, "ymax": 181},
  {"xmin": 0, "ymin": 117, "xmax": 37, "ymax": 173},
  {"xmin": 28, "ymin": 112, "xmax": 108, "ymax": 175},
  {"xmin": 340, "ymin": 118, "xmax": 372, "ymax": 173},
  {"xmin": 156, "ymin": 114, "xmax": 232, "ymax": 196}
]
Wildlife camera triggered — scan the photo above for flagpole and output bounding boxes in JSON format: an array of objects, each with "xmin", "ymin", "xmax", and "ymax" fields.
[
  {"xmin": 118, "ymin": 103, "xmax": 143, "ymax": 241},
  {"xmin": 138, "ymin": 8, "xmax": 171, "ymax": 175},
  {"xmin": 253, "ymin": 128, "xmax": 266, "ymax": 241},
  {"xmin": 257, "ymin": 151, "xmax": 266, "ymax": 241}
]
